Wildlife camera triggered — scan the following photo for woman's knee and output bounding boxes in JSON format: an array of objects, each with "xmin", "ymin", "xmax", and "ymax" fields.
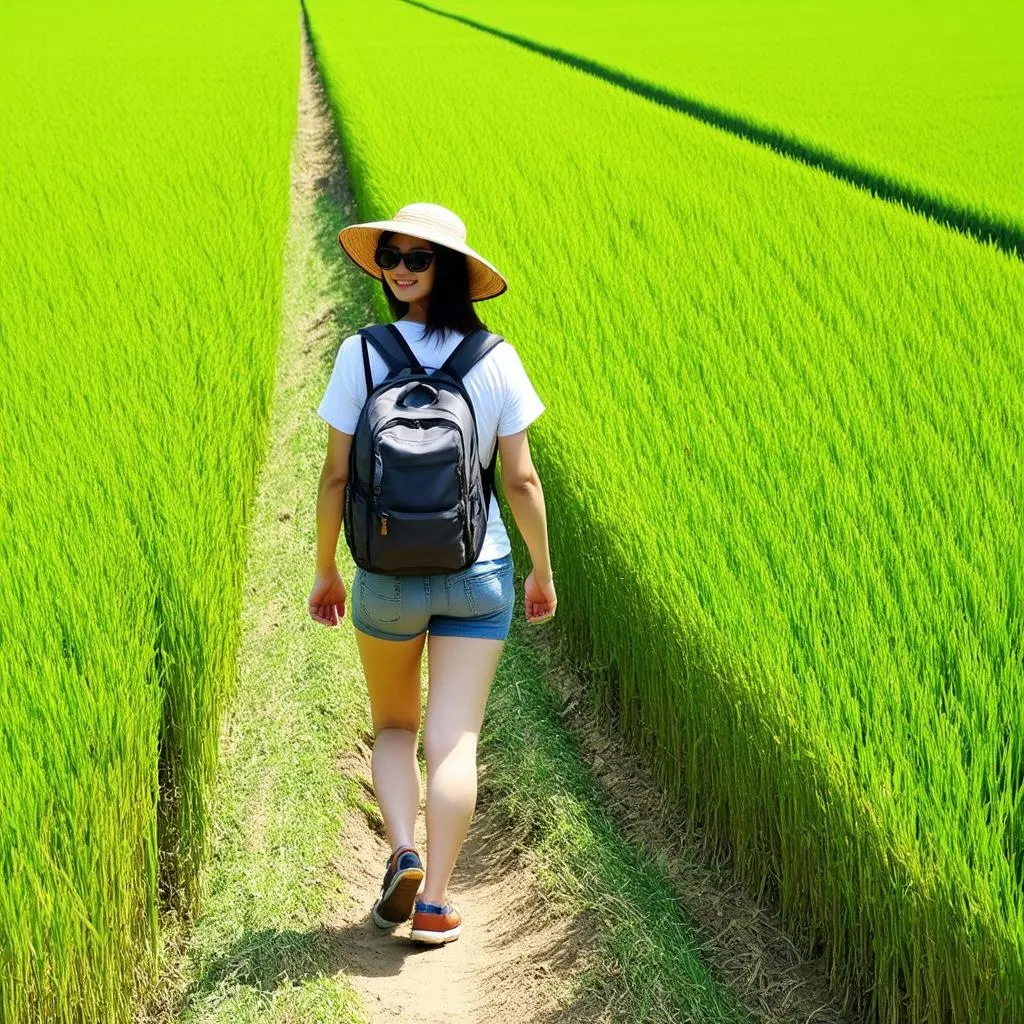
[{"xmin": 422, "ymin": 728, "xmax": 477, "ymax": 772}]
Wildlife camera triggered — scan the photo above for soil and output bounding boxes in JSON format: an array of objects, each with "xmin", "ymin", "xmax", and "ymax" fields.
[{"xmin": 523, "ymin": 627, "xmax": 857, "ymax": 1024}]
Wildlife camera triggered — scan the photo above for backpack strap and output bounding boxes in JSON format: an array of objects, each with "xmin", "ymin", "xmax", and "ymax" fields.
[
  {"xmin": 438, "ymin": 329, "xmax": 505, "ymax": 381},
  {"xmin": 358, "ymin": 324, "xmax": 427, "ymax": 398},
  {"xmin": 439, "ymin": 330, "xmax": 506, "ymax": 514}
]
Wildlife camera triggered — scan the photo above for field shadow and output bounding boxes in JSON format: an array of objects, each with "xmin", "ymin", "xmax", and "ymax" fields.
[{"xmin": 397, "ymin": 0, "xmax": 1022, "ymax": 261}]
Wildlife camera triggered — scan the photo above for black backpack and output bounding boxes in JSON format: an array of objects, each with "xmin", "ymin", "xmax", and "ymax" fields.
[{"xmin": 343, "ymin": 322, "xmax": 506, "ymax": 575}]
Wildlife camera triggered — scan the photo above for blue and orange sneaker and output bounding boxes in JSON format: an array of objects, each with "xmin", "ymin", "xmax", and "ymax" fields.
[
  {"xmin": 371, "ymin": 845, "xmax": 425, "ymax": 929},
  {"xmin": 409, "ymin": 898, "xmax": 462, "ymax": 944}
]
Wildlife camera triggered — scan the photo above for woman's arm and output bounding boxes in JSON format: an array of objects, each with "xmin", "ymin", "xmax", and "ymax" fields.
[
  {"xmin": 316, "ymin": 426, "xmax": 351, "ymax": 573},
  {"xmin": 498, "ymin": 429, "xmax": 553, "ymax": 582}
]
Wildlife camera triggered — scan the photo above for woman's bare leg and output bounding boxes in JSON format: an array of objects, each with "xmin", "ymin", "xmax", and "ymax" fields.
[
  {"xmin": 420, "ymin": 633, "xmax": 505, "ymax": 904},
  {"xmin": 354, "ymin": 626, "xmax": 427, "ymax": 852}
]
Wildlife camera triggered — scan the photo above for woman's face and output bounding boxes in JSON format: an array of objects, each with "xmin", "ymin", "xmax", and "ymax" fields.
[{"xmin": 381, "ymin": 232, "xmax": 435, "ymax": 304}]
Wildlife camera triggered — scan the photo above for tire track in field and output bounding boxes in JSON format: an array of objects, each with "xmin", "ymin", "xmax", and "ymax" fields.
[{"xmin": 398, "ymin": 0, "xmax": 1023, "ymax": 261}]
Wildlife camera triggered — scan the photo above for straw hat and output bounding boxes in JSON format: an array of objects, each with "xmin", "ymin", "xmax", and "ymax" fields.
[{"xmin": 338, "ymin": 202, "xmax": 507, "ymax": 301}]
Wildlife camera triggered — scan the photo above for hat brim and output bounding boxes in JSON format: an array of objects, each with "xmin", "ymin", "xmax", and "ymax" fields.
[{"xmin": 338, "ymin": 220, "xmax": 507, "ymax": 301}]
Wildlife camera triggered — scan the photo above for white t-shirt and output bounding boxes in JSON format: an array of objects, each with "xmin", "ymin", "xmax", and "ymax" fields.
[{"xmin": 316, "ymin": 319, "xmax": 545, "ymax": 563}]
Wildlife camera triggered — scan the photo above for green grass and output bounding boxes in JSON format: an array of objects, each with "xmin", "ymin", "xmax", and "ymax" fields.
[
  {"xmin": 424, "ymin": 0, "xmax": 1024, "ymax": 242},
  {"xmin": 0, "ymin": 1, "xmax": 298, "ymax": 1019},
  {"xmin": 302, "ymin": 0, "xmax": 1024, "ymax": 1019}
]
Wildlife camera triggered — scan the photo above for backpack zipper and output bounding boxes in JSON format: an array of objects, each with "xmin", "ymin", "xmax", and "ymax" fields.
[
  {"xmin": 375, "ymin": 476, "xmax": 468, "ymax": 550},
  {"xmin": 374, "ymin": 414, "xmax": 460, "ymax": 437}
]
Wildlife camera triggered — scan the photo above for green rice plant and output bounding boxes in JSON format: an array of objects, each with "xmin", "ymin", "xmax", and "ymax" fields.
[
  {"xmin": 425, "ymin": 0, "xmax": 1024, "ymax": 246},
  {"xmin": 302, "ymin": 1, "xmax": 1024, "ymax": 1019},
  {"xmin": 0, "ymin": 0, "xmax": 298, "ymax": 1019}
]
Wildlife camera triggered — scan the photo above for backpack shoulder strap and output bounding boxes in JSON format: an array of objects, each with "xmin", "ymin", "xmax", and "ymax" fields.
[
  {"xmin": 358, "ymin": 323, "xmax": 427, "ymax": 397},
  {"xmin": 438, "ymin": 329, "xmax": 506, "ymax": 382},
  {"xmin": 439, "ymin": 330, "xmax": 506, "ymax": 511}
]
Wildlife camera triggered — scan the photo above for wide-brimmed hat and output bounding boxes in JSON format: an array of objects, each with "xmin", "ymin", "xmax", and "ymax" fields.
[{"xmin": 338, "ymin": 202, "xmax": 507, "ymax": 302}]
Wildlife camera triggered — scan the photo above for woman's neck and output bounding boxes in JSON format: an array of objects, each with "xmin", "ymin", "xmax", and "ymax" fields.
[{"xmin": 401, "ymin": 301, "xmax": 428, "ymax": 324}]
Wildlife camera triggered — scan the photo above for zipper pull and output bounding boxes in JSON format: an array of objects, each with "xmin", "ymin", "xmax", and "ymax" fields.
[{"xmin": 380, "ymin": 514, "xmax": 388, "ymax": 536}]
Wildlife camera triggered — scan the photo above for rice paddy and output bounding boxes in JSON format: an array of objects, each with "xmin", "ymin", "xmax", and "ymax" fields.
[{"xmin": 3, "ymin": 0, "xmax": 1020, "ymax": 1020}]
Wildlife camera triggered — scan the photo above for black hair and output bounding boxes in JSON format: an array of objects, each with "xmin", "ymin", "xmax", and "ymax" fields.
[{"xmin": 378, "ymin": 230, "xmax": 491, "ymax": 346}]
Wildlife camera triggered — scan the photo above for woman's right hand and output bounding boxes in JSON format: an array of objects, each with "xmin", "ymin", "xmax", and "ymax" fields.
[
  {"xmin": 308, "ymin": 566, "xmax": 346, "ymax": 627},
  {"xmin": 525, "ymin": 570, "xmax": 557, "ymax": 625}
]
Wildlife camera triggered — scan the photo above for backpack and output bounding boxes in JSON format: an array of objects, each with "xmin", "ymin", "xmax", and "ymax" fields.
[{"xmin": 343, "ymin": 322, "xmax": 506, "ymax": 575}]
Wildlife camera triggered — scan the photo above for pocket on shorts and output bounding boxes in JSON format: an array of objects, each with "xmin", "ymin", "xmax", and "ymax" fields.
[
  {"xmin": 357, "ymin": 568, "xmax": 402, "ymax": 623},
  {"xmin": 464, "ymin": 565, "xmax": 512, "ymax": 617}
]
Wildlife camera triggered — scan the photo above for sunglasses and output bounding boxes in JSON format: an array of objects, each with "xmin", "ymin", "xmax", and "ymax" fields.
[{"xmin": 374, "ymin": 245, "xmax": 435, "ymax": 273}]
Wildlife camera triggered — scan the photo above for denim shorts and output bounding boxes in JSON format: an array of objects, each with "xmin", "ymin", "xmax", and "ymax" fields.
[{"xmin": 351, "ymin": 551, "xmax": 515, "ymax": 641}]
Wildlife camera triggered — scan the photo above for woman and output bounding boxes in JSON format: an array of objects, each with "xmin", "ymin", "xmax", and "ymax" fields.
[{"xmin": 308, "ymin": 202, "xmax": 557, "ymax": 945}]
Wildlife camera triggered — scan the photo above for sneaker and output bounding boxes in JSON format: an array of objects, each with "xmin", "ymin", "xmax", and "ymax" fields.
[
  {"xmin": 409, "ymin": 898, "xmax": 462, "ymax": 945},
  {"xmin": 371, "ymin": 845, "xmax": 424, "ymax": 929}
]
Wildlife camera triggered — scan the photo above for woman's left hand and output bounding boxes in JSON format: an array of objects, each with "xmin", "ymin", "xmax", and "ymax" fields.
[{"xmin": 309, "ymin": 568, "xmax": 346, "ymax": 626}]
